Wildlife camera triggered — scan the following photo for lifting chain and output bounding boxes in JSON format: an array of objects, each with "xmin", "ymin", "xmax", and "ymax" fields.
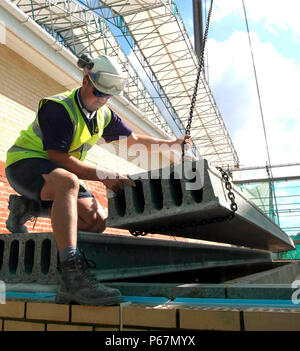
[
  {"xmin": 129, "ymin": 1, "xmax": 239, "ymax": 237},
  {"xmin": 182, "ymin": 0, "xmax": 214, "ymax": 160},
  {"xmin": 130, "ymin": 230, "xmax": 148, "ymax": 237},
  {"xmin": 216, "ymin": 167, "xmax": 238, "ymax": 217},
  {"xmin": 185, "ymin": 0, "xmax": 214, "ymax": 137}
]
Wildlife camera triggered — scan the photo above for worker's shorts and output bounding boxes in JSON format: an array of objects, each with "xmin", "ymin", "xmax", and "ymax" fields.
[{"xmin": 5, "ymin": 158, "xmax": 94, "ymax": 209}]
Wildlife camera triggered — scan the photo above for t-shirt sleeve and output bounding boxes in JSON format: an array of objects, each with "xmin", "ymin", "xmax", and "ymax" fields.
[
  {"xmin": 38, "ymin": 100, "xmax": 73, "ymax": 152},
  {"xmin": 102, "ymin": 109, "xmax": 132, "ymax": 142}
]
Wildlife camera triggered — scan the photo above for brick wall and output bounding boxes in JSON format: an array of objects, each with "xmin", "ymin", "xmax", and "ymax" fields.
[
  {"xmin": 0, "ymin": 46, "xmax": 67, "ymax": 162},
  {"xmin": 0, "ymin": 162, "xmax": 11, "ymax": 233},
  {"xmin": 2, "ymin": 299, "xmax": 299, "ymax": 331},
  {"xmin": 0, "ymin": 300, "xmax": 245, "ymax": 331}
]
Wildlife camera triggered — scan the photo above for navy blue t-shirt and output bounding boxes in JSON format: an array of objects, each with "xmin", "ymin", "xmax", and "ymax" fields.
[{"xmin": 38, "ymin": 92, "xmax": 132, "ymax": 153}]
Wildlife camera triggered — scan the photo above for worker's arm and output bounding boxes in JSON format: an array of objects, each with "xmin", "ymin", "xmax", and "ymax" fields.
[
  {"xmin": 126, "ymin": 133, "xmax": 192, "ymax": 150},
  {"xmin": 47, "ymin": 150, "xmax": 135, "ymax": 193}
]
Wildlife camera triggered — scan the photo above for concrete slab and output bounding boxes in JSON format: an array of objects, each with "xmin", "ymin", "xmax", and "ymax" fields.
[
  {"xmin": 0, "ymin": 232, "xmax": 271, "ymax": 284},
  {"xmin": 0, "ymin": 233, "xmax": 58, "ymax": 284},
  {"xmin": 226, "ymin": 284, "xmax": 297, "ymax": 300},
  {"xmin": 76, "ymin": 232, "xmax": 271, "ymax": 282},
  {"xmin": 106, "ymin": 282, "xmax": 227, "ymax": 299},
  {"xmin": 170, "ymin": 297, "xmax": 300, "ymax": 309},
  {"xmin": 224, "ymin": 261, "xmax": 300, "ymax": 284},
  {"xmin": 107, "ymin": 160, "xmax": 294, "ymax": 252}
]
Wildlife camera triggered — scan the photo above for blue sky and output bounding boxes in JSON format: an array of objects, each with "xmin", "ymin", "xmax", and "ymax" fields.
[
  {"xmin": 178, "ymin": 0, "xmax": 300, "ymax": 62},
  {"xmin": 176, "ymin": 0, "xmax": 300, "ymax": 180}
]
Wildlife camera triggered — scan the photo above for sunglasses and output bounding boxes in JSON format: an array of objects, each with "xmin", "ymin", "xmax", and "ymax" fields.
[
  {"xmin": 85, "ymin": 69, "xmax": 126, "ymax": 95},
  {"xmin": 86, "ymin": 76, "xmax": 112, "ymax": 98},
  {"xmin": 92, "ymin": 87, "xmax": 112, "ymax": 98}
]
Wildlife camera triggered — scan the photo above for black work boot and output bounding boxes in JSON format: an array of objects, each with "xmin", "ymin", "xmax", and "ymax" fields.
[
  {"xmin": 6, "ymin": 195, "xmax": 41, "ymax": 233},
  {"xmin": 55, "ymin": 253, "xmax": 123, "ymax": 306}
]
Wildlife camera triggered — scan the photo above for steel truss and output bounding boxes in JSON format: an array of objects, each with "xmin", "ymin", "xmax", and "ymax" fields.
[
  {"xmin": 11, "ymin": 0, "xmax": 239, "ymax": 167},
  {"xmin": 91, "ymin": 0, "xmax": 239, "ymax": 167},
  {"xmin": 12, "ymin": 0, "xmax": 173, "ymax": 136}
]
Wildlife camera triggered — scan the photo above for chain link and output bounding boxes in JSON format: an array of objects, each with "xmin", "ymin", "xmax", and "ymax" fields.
[
  {"xmin": 185, "ymin": 1, "xmax": 213, "ymax": 135},
  {"xmin": 130, "ymin": 230, "xmax": 148, "ymax": 237},
  {"xmin": 216, "ymin": 167, "xmax": 238, "ymax": 214},
  {"xmin": 182, "ymin": 0, "xmax": 214, "ymax": 160}
]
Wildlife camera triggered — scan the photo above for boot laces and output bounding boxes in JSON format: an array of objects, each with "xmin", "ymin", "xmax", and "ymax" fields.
[
  {"xmin": 30, "ymin": 216, "xmax": 38, "ymax": 230},
  {"xmin": 77, "ymin": 250, "xmax": 98, "ymax": 287},
  {"xmin": 79, "ymin": 249, "xmax": 96, "ymax": 269}
]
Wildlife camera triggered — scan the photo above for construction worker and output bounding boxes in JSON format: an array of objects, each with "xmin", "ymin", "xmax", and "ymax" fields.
[{"xmin": 5, "ymin": 54, "xmax": 191, "ymax": 305}]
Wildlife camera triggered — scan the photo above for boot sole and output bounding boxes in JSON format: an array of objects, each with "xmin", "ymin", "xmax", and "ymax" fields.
[
  {"xmin": 6, "ymin": 221, "xmax": 28, "ymax": 233},
  {"xmin": 55, "ymin": 291, "xmax": 123, "ymax": 306}
]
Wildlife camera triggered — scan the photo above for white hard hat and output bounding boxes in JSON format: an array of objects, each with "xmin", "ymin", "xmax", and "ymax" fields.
[{"xmin": 83, "ymin": 55, "xmax": 127, "ymax": 95}]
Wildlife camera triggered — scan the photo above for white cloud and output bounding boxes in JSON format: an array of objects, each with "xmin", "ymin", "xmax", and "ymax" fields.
[
  {"xmin": 212, "ymin": 0, "xmax": 300, "ymax": 36},
  {"xmin": 211, "ymin": 0, "xmax": 240, "ymax": 22},
  {"xmin": 206, "ymin": 31, "xmax": 300, "ymax": 171}
]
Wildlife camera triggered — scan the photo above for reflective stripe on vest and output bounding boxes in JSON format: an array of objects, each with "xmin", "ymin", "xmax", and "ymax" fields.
[
  {"xmin": 7, "ymin": 145, "xmax": 30, "ymax": 153},
  {"xmin": 34, "ymin": 94, "xmax": 79, "ymax": 139}
]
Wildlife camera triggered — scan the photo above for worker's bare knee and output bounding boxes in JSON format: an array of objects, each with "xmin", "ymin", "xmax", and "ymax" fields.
[
  {"xmin": 77, "ymin": 197, "xmax": 107, "ymax": 232},
  {"xmin": 87, "ymin": 221, "xmax": 106, "ymax": 233},
  {"xmin": 42, "ymin": 168, "xmax": 79, "ymax": 200},
  {"xmin": 93, "ymin": 217, "xmax": 106, "ymax": 233},
  {"xmin": 54, "ymin": 169, "xmax": 79, "ymax": 190},
  {"xmin": 84, "ymin": 214, "xmax": 106, "ymax": 233},
  {"xmin": 59, "ymin": 170, "xmax": 78, "ymax": 188}
]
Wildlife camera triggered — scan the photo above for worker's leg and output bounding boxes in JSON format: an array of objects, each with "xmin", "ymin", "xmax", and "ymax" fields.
[
  {"xmin": 40, "ymin": 168, "xmax": 79, "ymax": 251},
  {"xmin": 41, "ymin": 168, "xmax": 121, "ymax": 305},
  {"xmin": 77, "ymin": 196, "xmax": 107, "ymax": 233},
  {"xmin": 5, "ymin": 158, "xmax": 60, "ymax": 233},
  {"xmin": 6, "ymin": 158, "xmax": 122, "ymax": 305}
]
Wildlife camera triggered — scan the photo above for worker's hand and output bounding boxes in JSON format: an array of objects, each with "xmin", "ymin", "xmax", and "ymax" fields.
[
  {"xmin": 171, "ymin": 134, "xmax": 198, "ymax": 161},
  {"xmin": 174, "ymin": 134, "xmax": 192, "ymax": 148},
  {"xmin": 100, "ymin": 172, "xmax": 136, "ymax": 194},
  {"xmin": 173, "ymin": 134, "xmax": 193, "ymax": 154}
]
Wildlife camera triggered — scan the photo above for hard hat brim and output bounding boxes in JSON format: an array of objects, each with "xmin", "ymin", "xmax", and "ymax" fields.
[{"xmin": 84, "ymin": 68, "xmax": 127, "ymax": 95}]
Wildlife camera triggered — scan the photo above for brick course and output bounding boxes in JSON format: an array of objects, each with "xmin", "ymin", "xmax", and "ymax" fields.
[
  {"xmin": 3, "ymin": 319, "xmax": 45, "ymax": 331},
  {"xmin": 1, "ymin": 300, "xmax": 299, "ymax": 331}
]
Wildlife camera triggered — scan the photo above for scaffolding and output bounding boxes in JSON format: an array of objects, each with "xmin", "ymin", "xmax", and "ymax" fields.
[
  {"xmin": 235, "ymin": 171, "xmax": 300, "ymax": 236},
  {"xmin": 11, "ymin": 0, "xmax": 239, "ymax": 168},
  {"xmin": 12, "ymin": 0, "xmax": 174, "ymax": 138}
]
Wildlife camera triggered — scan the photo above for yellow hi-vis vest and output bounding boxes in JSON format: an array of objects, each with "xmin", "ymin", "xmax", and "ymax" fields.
[{"xmin": 5, "ymin": 89, "xmax": 112, "ymax": 168}]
